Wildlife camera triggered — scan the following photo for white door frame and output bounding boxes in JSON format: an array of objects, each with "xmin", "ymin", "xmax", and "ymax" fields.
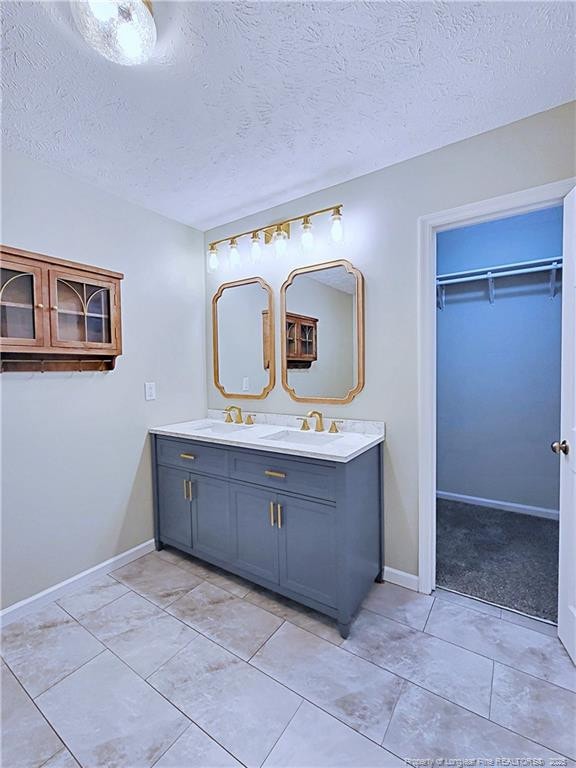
[{"xmin": 417, "ymin": 178, "xmax": 576, "ymax": 596}]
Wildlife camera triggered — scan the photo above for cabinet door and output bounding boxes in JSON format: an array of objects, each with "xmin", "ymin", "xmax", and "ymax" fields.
[
  {"xmin": 0, "ymin": 259, "xmax": 47, "ymax": 348},
  {"xmin": 231, "ymin": 484, "xmax": 279, "ymax": 583},
  {"xmin": 191, "ymin": 474, "xmax": 233, "ymax": 561},
  {"xmin": 48, "ymin": 268, "xmax": 120, "ymax": 352},
  {"xmin": 157, "ymin": 465, "xmax": 192, "ymax": 548},
  {"xmin": 278, "ymin": 495, "xmax": 337, "ymax": 607}
]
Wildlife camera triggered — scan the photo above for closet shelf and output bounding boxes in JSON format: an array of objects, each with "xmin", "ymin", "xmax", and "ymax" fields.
[{"xmin": 436, "ymin": 257, "xmax": 562, "ymax": 309}]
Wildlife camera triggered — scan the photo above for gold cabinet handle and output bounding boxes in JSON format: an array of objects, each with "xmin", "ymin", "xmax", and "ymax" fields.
[
  {"xmin": 180, "ymin": 453, "xmax": 196, "ymax": 460},
  {"xmin": 183, "ymin": 479, "xmax": 189, "ymax": 500},
  {"xmin": 187, "ymin": 479, "xmax": 193, "ymax": 499},
  {"xmin": 36, "ymin": 303, "xmax": 44, "ymax": 309},
  {"xmin": 277, "ymin": 502, "xmax": 283, "ymax": 529},
  {"xmin": 265, "ymin": 470, "xmax": 286, "ymax": 479},
  {"xmin": 51, "ymin": 305, "xmax": 58, "ymax": 310},
  {"xmin": 269, "ymin": 500, "xmax": 275, "ymax": 527}
]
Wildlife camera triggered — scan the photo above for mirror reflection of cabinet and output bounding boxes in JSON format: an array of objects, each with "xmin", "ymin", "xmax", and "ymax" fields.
[
  {"xmin": 1, "ymin": 245, "xmax": 123, "ymax": 372},
  {"xmin": 281, "ymin": 259, "xmax": 365, "ymax": 404},
  {"xmin": 286, "ymin": 313, "xmax": 318, "ymax": 368},
  {"xmin": 213, "ymin": 277, "xmax": 275, "ymax": 399}
]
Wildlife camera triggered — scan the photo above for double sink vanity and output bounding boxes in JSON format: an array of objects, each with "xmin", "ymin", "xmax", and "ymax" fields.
[
  {"xmin": 151, "ymin": 255, "xmax": 385, "ymax": 638},
  {"xmin": 150, "ymin": 409, "xmax": 385, "ymax": 638}
]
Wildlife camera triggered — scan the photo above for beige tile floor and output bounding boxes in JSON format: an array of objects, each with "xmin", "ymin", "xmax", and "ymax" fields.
[{"xmin": 1, "ymin": 548, "xmax": 575, "ymax": 768}]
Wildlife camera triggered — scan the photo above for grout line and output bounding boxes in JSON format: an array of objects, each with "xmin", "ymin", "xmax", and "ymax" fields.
[
  {"xmin": 147, "ymin": 722, "xmax": 193, "ymax": 768},
  {"xmin": 422, "ymin": 595, "xmax": 435, "ymax": 632},
  {"xmin": 380, "ymin": 677, "xmax": 407, "ymax": 749},
  {"xmin": 259, "ymin": 698, "xmax": 304, "ymax": 766},
  {"xmin": 3, "ymin": 660, "xmax": 85, "ymax": 768},
  {"xmin": 488, "ymin": 660, "xmax": 496, "ymax": 721},
  {"xmin": 247, "ymin": 619, "xmax": 287, "ymax": 663}
]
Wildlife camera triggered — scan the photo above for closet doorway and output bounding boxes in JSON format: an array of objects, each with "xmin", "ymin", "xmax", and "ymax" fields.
[{"xmin": 435, "ymin": 206, "xmax": 562, "ymax": 622}]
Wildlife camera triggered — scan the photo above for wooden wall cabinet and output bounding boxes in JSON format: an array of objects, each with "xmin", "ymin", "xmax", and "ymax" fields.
[
  {"xmin": 285, "ymin": 312, "xmax": 318, "ymax": 369},
  {"xmin": 1, "ymin": 245, "xmax": 123, "ymax": 372}
]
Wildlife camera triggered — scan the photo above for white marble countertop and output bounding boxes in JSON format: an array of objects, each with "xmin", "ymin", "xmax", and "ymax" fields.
[{"xmin": 150, "ymin": 413, "xmax": 385, "ymax": 463}]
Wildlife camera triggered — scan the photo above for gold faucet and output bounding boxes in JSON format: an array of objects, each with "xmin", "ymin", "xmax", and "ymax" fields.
[
  {"xmin": 307, "ymin": 410, "xmax": 325, "ymax": 432},
  {"xmin": 224, "ymin": 405, "xmax": 243, "ymax": 424}
]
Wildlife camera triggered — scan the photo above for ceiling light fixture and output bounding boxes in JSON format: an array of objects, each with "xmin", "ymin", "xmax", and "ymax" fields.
[
  {"xmin": 301, "ymin": 216, "xmax": 314, "ymax": 252},
  {"xmin": 70, "ymin": 0, "xmax": 157, "ymax": 66},
  {"xmin": 330, "ymin": 206, "xmax": 343, "ymax": 243}
]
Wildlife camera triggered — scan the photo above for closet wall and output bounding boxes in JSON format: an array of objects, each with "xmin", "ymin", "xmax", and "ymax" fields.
[{"xmin": 436, "ymin": 206, "xmax": 563, "ymax": 515}]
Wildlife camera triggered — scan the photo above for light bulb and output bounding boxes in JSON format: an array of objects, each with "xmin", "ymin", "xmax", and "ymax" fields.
[
  {"xmin": 88, "ymin": 1, "xmax": 117, "ymax": 21},
  {"xmin": 207, "ymin": 246, "xmax": 219, "ymax": 272},
  {"xmin": 330, "ymin": 208, "xmax": 343, "ymax": 243},
  {"xmin": 117, "ymin": 22, "xmax": 143, "ymax": 58},
  {"xmin": 70, "ymin": 0, "xmax": 156, "ymax": 66},
  {"xmin": 229, "ymin": 239, "xmax": 240, "ymax": 267},
  {"xmin": 250, "ymin": 232, "xmax": 261, "ymax": 262},
  {"xmin": 273, "ymin": 226, "xmax": 288, "ymax": 257},
  {"xmin": 301, "ymin": 217, "xmax": 314, "ymax": 252}
]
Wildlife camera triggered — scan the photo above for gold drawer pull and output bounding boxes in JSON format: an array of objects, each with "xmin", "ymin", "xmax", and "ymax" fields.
[
  {"xmin": 277, "ymin": 502, "xmax": 283, "ymax": 529},
  {"xmin": 265, "ymin": 470, "xmax": 286, "ymax": 479},
  {"xmin": 180, "ymin": 453, "xmax": 196, "ymax": 460},
  {"xmin": 269, "ymin": 500, "xmax": 275, "ymax": 527}
]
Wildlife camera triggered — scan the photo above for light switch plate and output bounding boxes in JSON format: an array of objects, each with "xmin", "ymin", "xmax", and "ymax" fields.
[
  {"xmin": 144, "ymin": 382, "xmax": 156, "ymax": 401},
  {"xmin": 242, "ymin": 377, "xmax": 249, "ymax": 392}
]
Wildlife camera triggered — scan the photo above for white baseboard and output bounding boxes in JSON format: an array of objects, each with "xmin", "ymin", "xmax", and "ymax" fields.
[
  {"xmin": 384, "ymin": 566, "xmax": 419, "ymax": 592},
  {"xmin": 0, "ymin": 539, "xmax": 155, "ymax": 627},
  {"xmin": 437, "ymin": 491, "xmax": 559, "ymax": 521}
]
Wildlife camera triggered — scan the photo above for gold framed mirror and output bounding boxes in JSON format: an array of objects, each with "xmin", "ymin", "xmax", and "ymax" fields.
[
  {"xmin": 212, "ymin": 277, "xmax": 275, "ymax": 399},
  {"xmin": 280, "ymin": 259, "xmax": 365, "ymax": 404}
]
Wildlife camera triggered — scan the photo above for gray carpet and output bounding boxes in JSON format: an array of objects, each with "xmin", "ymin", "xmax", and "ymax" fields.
[{"xmin": 436, "ymin": 498, "xmax": 559, "ymax": 622}]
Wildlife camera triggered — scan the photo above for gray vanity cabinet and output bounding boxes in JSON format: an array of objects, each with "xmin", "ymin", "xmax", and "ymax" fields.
[
  {"xmin": 191, "ymin": 474, "xmax": 234, "ymax": 562},
  {"xmin": 277, "ymin": 494, "xmax": 337, "ymax": 607},
  {"xmin": 157, "ymin": 465, "xmax": 192, "ymax": 549},
  {"xmin": 231, "ymin": 483, "xmax": 279, "ymax": 582},
  {"xmin": 152, "ymin": 434, "xmax": 383, "ymax": 638}
]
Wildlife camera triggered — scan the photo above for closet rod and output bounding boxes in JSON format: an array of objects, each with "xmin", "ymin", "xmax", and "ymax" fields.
[
  {"xmin": 436, "ymin": 257, "xmax": 562, "ymax": 281},
  {"xmin": 437, "ymin": 260, "xmax": 562, "ymax": 286}
]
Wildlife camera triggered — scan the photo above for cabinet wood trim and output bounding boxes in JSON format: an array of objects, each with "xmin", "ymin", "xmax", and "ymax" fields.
[
  {"xmin": 0, "ymin": 258, "xmax": 49, "ymax": 348},
  {"xmin": 1, "ymin": 245, "xmax": 124, "ymax": 279},
  {"xmin": 1, "ymin": 245, "xmax": 123, "ymax": 371}
]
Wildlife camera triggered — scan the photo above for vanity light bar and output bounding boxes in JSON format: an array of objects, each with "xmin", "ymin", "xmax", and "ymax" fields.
[{"xmin": 206, "ymin": 205, "xmax": 343, "ymax": 270}]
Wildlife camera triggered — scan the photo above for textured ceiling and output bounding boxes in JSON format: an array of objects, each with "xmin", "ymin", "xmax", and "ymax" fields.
[{"xmin": 2, "ymin": 1, "xmax": 575, "ymax": 230}]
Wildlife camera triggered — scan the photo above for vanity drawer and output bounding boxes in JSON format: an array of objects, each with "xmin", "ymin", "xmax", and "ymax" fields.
[
  {"xmin": 229, "ymin": 450, "xmax": 336, "ymax": 501},
  {"xmin": 156, "ymin": 438, "xmax": 228, "ymax": 477}
]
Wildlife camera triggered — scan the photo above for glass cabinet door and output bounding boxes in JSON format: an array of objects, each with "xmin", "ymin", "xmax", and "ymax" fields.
[
  {"xmin": 299, "ymin": 321, "xmax": 316, "ymax": 358},
  {"xmin": 0, "ymin": 260, "xmax": 45, "ymax": 347},
  {"xmin": 49, "ymin": 269, "xmax": 118, "ymax": 350}
]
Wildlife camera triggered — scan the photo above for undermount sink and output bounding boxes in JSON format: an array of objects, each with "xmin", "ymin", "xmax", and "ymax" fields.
[
  {"xmin": 264, "ymin": 429, "xmax": 342, "ymax": 446},
  {"xmin": 194, "ymin": 421, "xmax": 250, "ymax": 434}
]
